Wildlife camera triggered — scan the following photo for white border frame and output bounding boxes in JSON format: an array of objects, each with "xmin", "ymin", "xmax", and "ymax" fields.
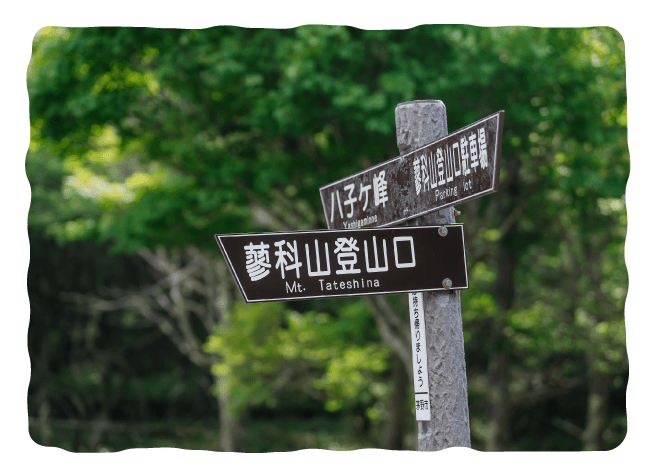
[{"xmin": 11, "ymin": 12, "xmax": 644, "ymax": 471}]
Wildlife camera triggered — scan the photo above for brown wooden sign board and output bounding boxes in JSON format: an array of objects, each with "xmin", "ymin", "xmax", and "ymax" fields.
[
  {"xmin": 319, "ymin": 111, "xmax": 504, "ymax": 229},
  {"xmin": 215, "ymin": 225, "xmax": 468, "ymax": 303}
]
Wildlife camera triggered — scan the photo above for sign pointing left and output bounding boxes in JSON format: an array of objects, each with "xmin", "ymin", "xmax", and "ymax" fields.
[{"xmin": 216, "ymin": 225, "xmax": 468, "ymax": 303}]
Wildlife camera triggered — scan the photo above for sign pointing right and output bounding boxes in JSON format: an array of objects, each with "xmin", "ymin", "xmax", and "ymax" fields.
[{"xmin": 319, "ymin": 111, "xmax": 504, "ymax": 229}]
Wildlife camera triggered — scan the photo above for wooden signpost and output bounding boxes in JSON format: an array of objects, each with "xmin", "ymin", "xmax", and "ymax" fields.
[{"xmin": 216, "ymin": 99, "xmax": 504, "ymax": 451}]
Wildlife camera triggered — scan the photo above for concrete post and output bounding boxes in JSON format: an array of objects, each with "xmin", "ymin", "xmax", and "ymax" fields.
[{"xmin": 395, "ymin": 100, "xmax": 472, "ymax": 450}]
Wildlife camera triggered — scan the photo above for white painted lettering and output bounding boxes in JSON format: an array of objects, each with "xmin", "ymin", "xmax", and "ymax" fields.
[
  {"xmin": 305, "ymin": 240, "xmax": 331, "ymax": 277},
  {"xmin": 393, "ymin": 236, "xmax": 417, "ymax": 268},
  {"xmin": 364, "ymin": 236, "xmax": 389, "ymax": 273}
]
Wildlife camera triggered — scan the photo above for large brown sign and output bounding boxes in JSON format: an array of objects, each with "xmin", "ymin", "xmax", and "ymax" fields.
[
  {"xmin": 216, "ymin": 225, "xmax": 468, "ymax": 303},
  {"xmin": 319, "ymin": 111, "xmax": 504, "ymax": 229}
]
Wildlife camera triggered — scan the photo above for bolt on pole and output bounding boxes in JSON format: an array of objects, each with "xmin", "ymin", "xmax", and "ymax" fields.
[{"xmin": 395, "ymin": 100, "xmax": 472, "ymax": 450}]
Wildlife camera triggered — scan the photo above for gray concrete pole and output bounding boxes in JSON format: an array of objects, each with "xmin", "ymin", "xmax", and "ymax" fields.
[{"xmin": 395, "ymin": 100, "xmax": 472, "ymax": 451}]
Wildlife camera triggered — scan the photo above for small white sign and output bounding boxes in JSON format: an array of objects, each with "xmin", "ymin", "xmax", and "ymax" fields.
[
  {"xmin": 414, "ymin": 393, "xmax": 430, "ymax": 421},
  {"xmin": 409, "ymin": 292, "xmax": 430, "ymax": 421}
]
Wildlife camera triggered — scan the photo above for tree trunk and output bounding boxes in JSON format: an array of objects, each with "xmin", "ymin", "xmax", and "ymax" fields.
[
  {"xmin": 37, "ymin": 400, "xmax": 51, "ymax": 446},
  {"xmin": 486, "ymin": 242, "xmax": 513, "ymax": 451},
  {"xmin": 583, "ymin": 361, "xmax": 611, "ymax": 450},
  {"xmin": 382, "ymin": 354, "xmax": 409, "ymax": 450},
  {"xmin": 486, "ymin": 350, "xmax": 510, "ymax": 451},
  {"xmin": 217, "ymin": 373, "xmax": 246, "ymax": 451},
  {"xmin": 485, "ymin": 154, "xmax": 520, "ymax": 451}
]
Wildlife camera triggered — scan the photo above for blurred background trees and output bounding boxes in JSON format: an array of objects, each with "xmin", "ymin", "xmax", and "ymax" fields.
[{"xmin": 27, "ymin": 25, "xmax": 628, "ymax": 451}]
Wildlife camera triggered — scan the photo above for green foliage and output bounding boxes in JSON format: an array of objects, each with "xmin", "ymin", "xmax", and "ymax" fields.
[
  {"xmin": 204, "ymin": 300, "xmax": 389, "ymax": 417},
  {"xmin": 27, "ymin": 25, "xmax": 628, "ymax": 451}
]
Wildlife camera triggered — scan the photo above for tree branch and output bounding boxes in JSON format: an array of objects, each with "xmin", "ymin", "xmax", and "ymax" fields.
[{"xmin": 365, "ymin": 296, "xmax": 412, "ymax": 378}]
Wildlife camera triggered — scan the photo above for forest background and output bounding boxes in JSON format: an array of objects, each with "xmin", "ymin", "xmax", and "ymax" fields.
[{"xmin": 17, "ymin": 20, "xmax": 635, "ymax": 456}]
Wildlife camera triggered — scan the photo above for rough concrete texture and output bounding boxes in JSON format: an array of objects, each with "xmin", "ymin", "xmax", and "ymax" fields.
[
  {"xmin": 395, "ymin": 100, "xmax": 449, "ymax": 155},
  {"xmin": 395, "ymin": 100, "xmax": 472, "ymax": 450}
]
